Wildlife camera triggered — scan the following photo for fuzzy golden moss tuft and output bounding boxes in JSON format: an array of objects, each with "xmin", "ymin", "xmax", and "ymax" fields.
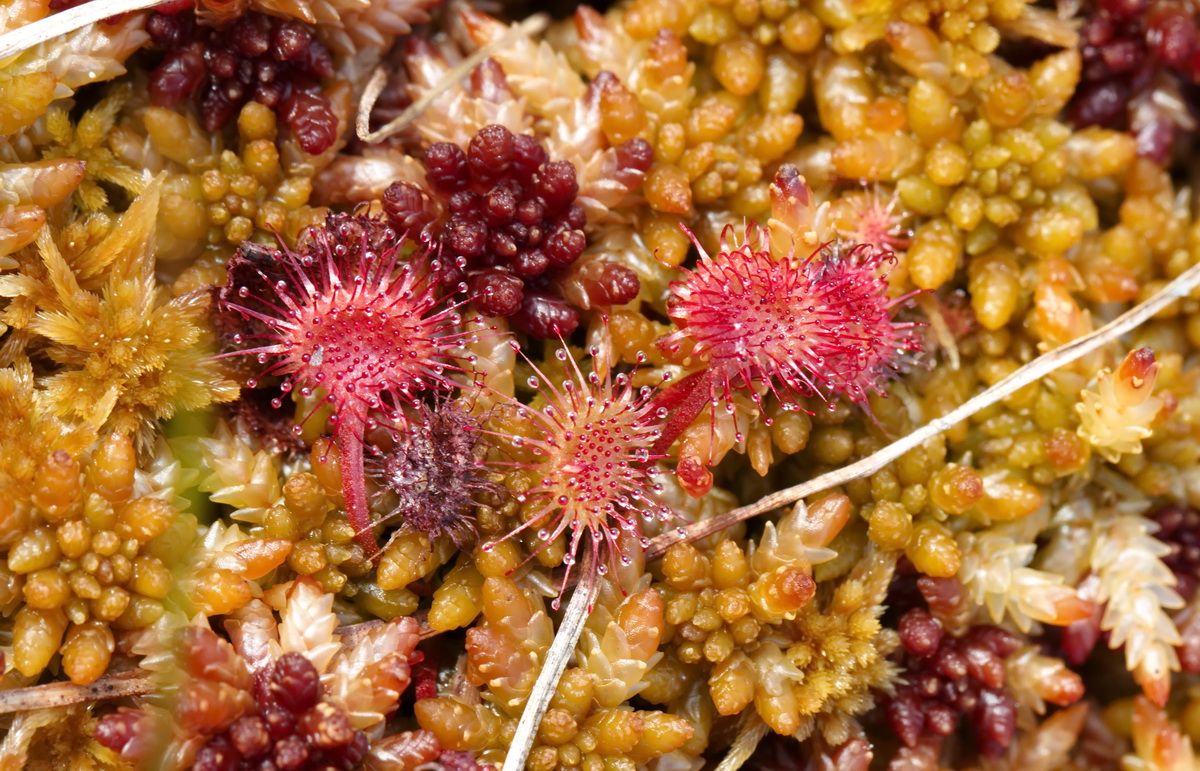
[
  {"xmin": 753, "ymin": 547, "xmax": 900, "ymax": 743},
  {"xmin": 0, "ymin": 177, "xmax": 239, "ymax": 446}
]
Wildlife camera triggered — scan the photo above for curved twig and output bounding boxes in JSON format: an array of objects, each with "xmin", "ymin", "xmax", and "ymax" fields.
[
  {"xmin": 501, "ymin": 547, "xmax": 599, "ymax": 771},
  {"xmin": 0, "ymin": 670, "xmax": 153, "ymax": 715},
  {"xmin": 354, "ymin": 66, "xmax": 390, "ymax": 143},
  {"xmin": 645, "ymin": 260, "xmax": 1200, "ymax": 561},
  {"xmin": 354, "ymin": 13, "xmax": 549, "ymax": 145},
  {"xmin": 0, "ymin": 0, "xmax": 169, "ymax": 62}
]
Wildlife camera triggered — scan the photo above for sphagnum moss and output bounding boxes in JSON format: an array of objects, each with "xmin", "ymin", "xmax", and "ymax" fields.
[{"xmin": 5, "ymin": 0, "xmax": 1200, "ymax": 767}]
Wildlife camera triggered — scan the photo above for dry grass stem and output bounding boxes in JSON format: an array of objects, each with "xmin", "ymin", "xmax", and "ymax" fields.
[
  {"xmin": 355, "ymin": 66, "xmax": 390, "ymax": 143},
  {"xmin": 0, "ymin": 670, "xmax": 153, "ymax": 715},
  {"xmin": 714, "ymin": 713, "xmax": 770, "ymax": 771},
  {"xmin": 339, "ymin": 614, "xmax": 440, "ymax": 643},
  {"xmin": 501, "ymin": 547, "xmax": 600, "ymax": 771},
  {"xmin": 645, "ymin": 259, "xmax": 1200, "ymax": 561},
  {"xmin": 0, "ymin": 0, "xmax": 170, "ymax": 61},
  {"xmin": 354, "ymin": 13, "xmax": 549, "ymax": 144}
]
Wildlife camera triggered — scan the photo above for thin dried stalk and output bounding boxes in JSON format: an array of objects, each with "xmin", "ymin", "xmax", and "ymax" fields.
[
  {"xmin": 0, "ymin": 0, "xmax": 168, "ymax": 61},
  {"xmin": 354, "ymin": 13, "xmax": 549, "ymax": 144},
  {"xmin": 501, "ymin": 548, "xmax": 600, "ymax": 771},
  {"xmin": 0, "ymin": 670, "xmax": 153, "ymax": 715},
  {"xmin": 646, "ymin": 261, "xmax": 1200, "ymax": 561},
  {"xmin": 916, "ymin": 294, "xmax": 960, "ymax": 371},
  {"xmin": 336, "ymin": 614, "xmax": 442, "ymax": 644},
  {"xmin": 714, "ymin": 712, "xmax": 770, "ymax": 771},
  {"xmin": 355, "ymin": 66, "xmax": 390, "ymax": 141}
]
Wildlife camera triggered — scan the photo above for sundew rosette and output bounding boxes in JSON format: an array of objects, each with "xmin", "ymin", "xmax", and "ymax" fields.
[
  {"xmin": 215, "ymin": 214, "xmax": 486, "ymax": 559},
  {"xmin": 483, "ymin": 342, "xmax": 674, "ymax": 606},
  {"xmin": 652, "ymin": 219, "xmax": 924, "ymax": 495},
  {"xmin": 663, "ymin": 224, "xmax": 923, "ymax": 411}
]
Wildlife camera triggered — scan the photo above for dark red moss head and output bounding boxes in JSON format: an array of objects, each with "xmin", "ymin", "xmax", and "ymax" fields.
[
  {"xmin": 95, "ymin": 707, "xmax": 160, "ymax": 761},
  {"xmin": 215, "ymin": 214, "xmax": 486, "ymax": 557},
  {"xmin": 102, "ymin": 602, "xmax": 416, "ymax": 770},
  {"xmin": 146, "ymin": 9, "xmax": 337, "ymax": 154},
  {"xmin": 381, "ymin": 123, "xmax": 648, "ymax": 337},
  {"xmin": 1152, "ymin": 505, "xmax": 1200, "ymax": 599},
  {"xmin": 198, "ymin": 649, "xmax": 368, "ymax": 770},
  {"xmin": 886, "ymin": 609, "xmax": 1024, "ymax": 757},
  {"xmin": 1069, "ymin": 0, "xmax": 1200, "ymax": 161}
]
